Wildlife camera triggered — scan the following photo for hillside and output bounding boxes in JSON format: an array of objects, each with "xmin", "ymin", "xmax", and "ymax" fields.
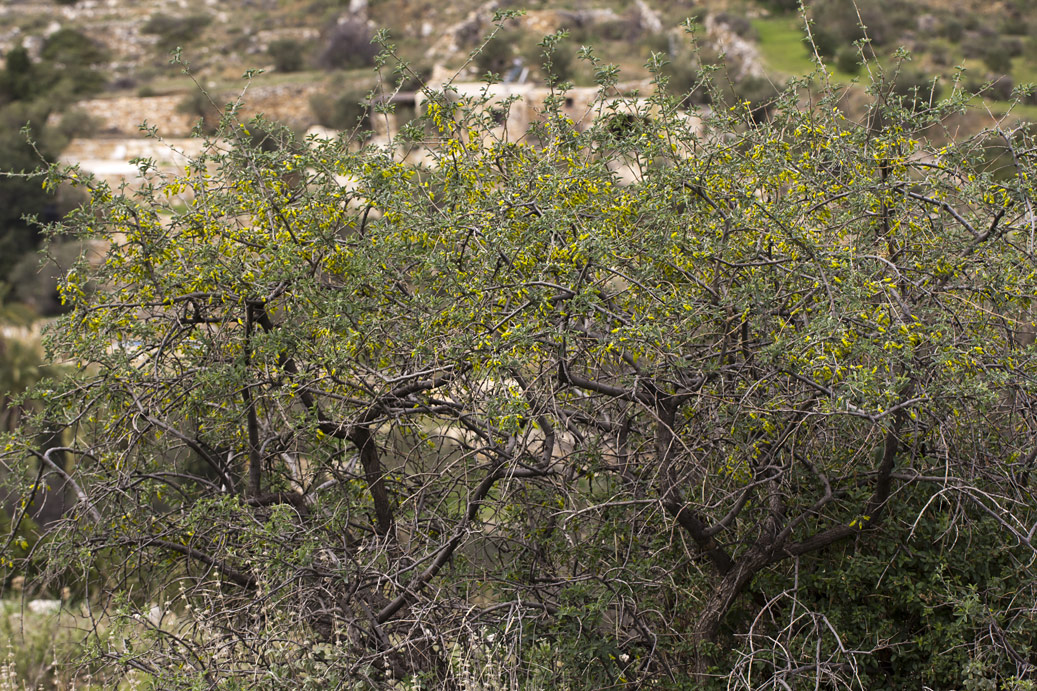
[
  {"xmin": 1, "ymin": 0, "xmax": 1034, "ymax": 313},
  {"xmin": 2, "ymin": 0, "xmax": 1033, "ymax": 116}
]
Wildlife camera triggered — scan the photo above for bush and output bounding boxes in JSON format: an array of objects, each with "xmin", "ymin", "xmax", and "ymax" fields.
[
  {"xmin": 530, "ymin": 34, "xmax": 574, "ymax": 86},
  {"xmin": 268, "ymin": 38, "xmax": 305, "ymax": 73},
  {"xmin": 8, "ymin": 38, "xmax": 1037, "ymax": 690},
  {"xmin": 986, "ymin": 73, "xmax": 1015, "ymax": 101},
  {"xmin": 982, "ymin": 43, "xmax": 1014, "ymax": 74},
  {"xmin": 8, "ymin": 239, "xmax": 84, "ymax": 316},
  {"xmin": 39, "ymin": 28, "xmax": 107, "ymax": 67},
  {"xmin": 475, "ymin": 30, "xmax": 520, "ymax": 78},
  {"xmin": 0, "ymin": 102, "xmax": 60, "ymax": 283},
  {"xmin": 808, "ymin": 0, "xmax": 892, "ymax": 58},
  {"xmin": 834, "ymin": 45, "xmax": 861, "ymax": 75},
  {"xmin": 942, "ymin": 17, "xmax": 964, "ymax": 42},
  {"xmin": 54, "ymin": 107, "xmax": 99, "ymax": 140},
  {"xmin": 317, "ymin": 18, "xmax": 377, "ymax": 70},
  {"xmin": 663, "ymin": 60, "xmax": 711, "ymax": 105},
  {"xmin": 0, "ymin": 45, "xmax": 37, "ymax": 103},
  {"xmin": 713, "ymin": 12, "xmax": 757, "ymax": 40},
  {"xmin": 718, "ymin": 74, "xmax": 783, "ymax": 122}
]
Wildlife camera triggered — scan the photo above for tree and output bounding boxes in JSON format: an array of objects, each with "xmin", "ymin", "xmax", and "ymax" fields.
[
  {"xmin": 3, "ymin": 43, "xmax": 1037, "ymax": 688},
  {"xmin": 0, "ymin": 104, "xmax": 60, "ymax": 285},
  {"xmin": 268, "ymin": 38, "xmax": 306, "ymax": 73}
]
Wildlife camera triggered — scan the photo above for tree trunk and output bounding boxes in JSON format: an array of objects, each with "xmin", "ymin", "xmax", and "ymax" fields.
[{"xmin": 690, "ymin": 546, "xmax": 773, "ymax": 680}]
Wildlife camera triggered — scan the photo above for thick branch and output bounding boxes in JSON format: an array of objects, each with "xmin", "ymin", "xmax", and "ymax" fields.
[
  {"xmin": 146, "ymin": 538, "xmax": 256, "ymax": 590},
  {"xmin": 783, "ymin": 406, "xmax": 908, "ymax": 558},
  {"xmin": 243, "ymin": 302, "xmax": 262, "ymax": 497}
]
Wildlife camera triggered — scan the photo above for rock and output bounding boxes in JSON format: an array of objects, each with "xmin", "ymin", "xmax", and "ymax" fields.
[
  {"xmin": 635, "ymin": 0, "xmax": 663, "ymax": 35},
  {"xmin": 704, "ymin": 14, "xmax": 765, "ymax": 80},
  {"xmin": 28, "ymin": 600, "xmax": 61, "ymax": 615}
]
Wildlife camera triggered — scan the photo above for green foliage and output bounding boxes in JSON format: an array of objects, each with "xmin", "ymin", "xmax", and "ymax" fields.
[
  {"xmin": 475, "ymin": 29, "xmax": 521, "ymax": 78},
  {"xmin": 8, "ymin": 240, "xmax": 88, "ymax": 317},
  {"xmin": 662, "ymin": 58, "xmax": 711, "ymax": 105},
  {"xmin": 0, "ymin": 107, "xmax": 59, "ymax": 284},
  {"xmin": 834, "ymin": 45, "xmax": 860, "ymax": 75},
  {"xmin": 39, "ymin": 29, "xmax": 107, "ymax": 68},
  {"xmin": 533, "ymin": 32, "xmax": 575, "ymax": 86},
  {"xmin": 982, "ymin": 42, "xmax": 1015, "ymax": 75},
  {"xmin": 268, "ymin": 38, "xmax": 306, "ymax": 73},
  {"xmin": 747, "ymin": 487, "xmax": 1037, "ymax": 689},
  {"xmin": 806, "ymin": 0, "xmax": 902, "ymax": 58},
  {"xmin": 0, "ymin": 31, "xmax": 105, "ymax": 290},
  {"xmin": 0, "ymin": 46, "xmax": 37, "ymax": 104},
  {"xmin": 4, "ymin": 35, "xmax": 1037, "ymax": 689},
  {"xmin": 887, "ymin": 68, "xmax": 944, "ymax": 111}
]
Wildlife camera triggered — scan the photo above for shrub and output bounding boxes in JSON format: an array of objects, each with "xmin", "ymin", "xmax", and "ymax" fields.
[
  {"xmin": 986, "ymin": 73, "xmax": 1015, "ymax": 101},
  {"xmin": 808, "ymin": 0, "xmax": 892, "ymax": 58},
  {"xmin": 176, "ymin": 89, "xmax": 220, "ymax": 133},
  {"xmin": 475, "ymin": 30, "xmax": 520, "ymax": 78},
  {"xmin": 317, "ymin": 18, "xmax": 377, "ymax": 70},
  {"xmin": 713, "ymin": 12, "xmax": 757, "ymax": 40},
  {"xmin": 663, "ymin": 59, "xmax": 711, "ymax": 105},
  {"xmin": 982, "ymin": 43, "xmax": 1015, "ymax": 74},
  {"xmin": 39, "ymin": 29, "xmax": 107, "ymax": 67},
  {"xmin": 8, "ymin": 34, "xmax": 1037, "ymax": 691},
  {"xmin": 268, "ymin": 38, "xmax": 305, "ymax": 73},
  {"xmin": 54, "ymin": 107, "xmax": 99, "ymax": 141},
  {"xmin": 0, "ymin": 45, "xmax": 37, "ymax": 103},
  {"xmin": 834, "ymin": 45, "xmax": 861, "ymax": 75},
  {"xmin": 714, "ymin": 74, "xmax": 784, "ymax": 122},
  {"xmin": 530, "ymin": 34, "xmax": 574, "ymax": 86},
  {"xmin": 942, "ymin": 17, "xmax": 964, "ymax": 42}
]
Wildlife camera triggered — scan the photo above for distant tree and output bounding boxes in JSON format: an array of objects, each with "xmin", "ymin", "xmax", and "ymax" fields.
[
  {"xmin": 807, "ymin": 0, "xmax": 893, "ymax": 58},
  {"xmin": 0, "ymin": 46, "xmax": 38, "ymax": 105},
  {"xmin": 268, "ymin": 38, "xmax": 306, "ymax": 73},
  {"xmin": 37, "ymin": 29, "xmax": 109, "ymax": 99},
  {"xmin": 317, "ymin": 18, "xmax": 377, "ymax": 70},
  {"xmin": 475, "ymin": 29, "xmax": 520, "ymax": 78},
  {"xmin": 308, "ymin": 86, "xmax": 370, "ymax": 130},
  {"xmin": 0, "ymin": 105, "xmax": 58, "ymax": 284},
  {"xmin": 982, "ymin": 43, "xmax": 1014, "ymax": 75},
  {"xmin": 835, "ymin": 45, "xmax": 861, "ymax": 75}
]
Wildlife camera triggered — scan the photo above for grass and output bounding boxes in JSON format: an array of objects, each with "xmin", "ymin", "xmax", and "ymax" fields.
[
  {"xmin": 0, "ymin": 596, "xmax": 159, "ymax": 690},
  {"xmin": 752, "ymin": 15, "xmax": 821, "ymax": 78},
  {"xmin": 1, "ymin": 598, "xmax": 92, "ymax": 690}
]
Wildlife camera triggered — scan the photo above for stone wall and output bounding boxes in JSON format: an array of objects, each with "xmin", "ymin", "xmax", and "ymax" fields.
[
  {"xmin": 60, "ymin": 137, "xmax": 207, "ymax": 186},
  {"xmin": 70, "ymin": 83, "xmax": 327, "ymax": 139},
  {"xmin": 72, "ymin": 95, "xmax": 199, "ymax": 137}
]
